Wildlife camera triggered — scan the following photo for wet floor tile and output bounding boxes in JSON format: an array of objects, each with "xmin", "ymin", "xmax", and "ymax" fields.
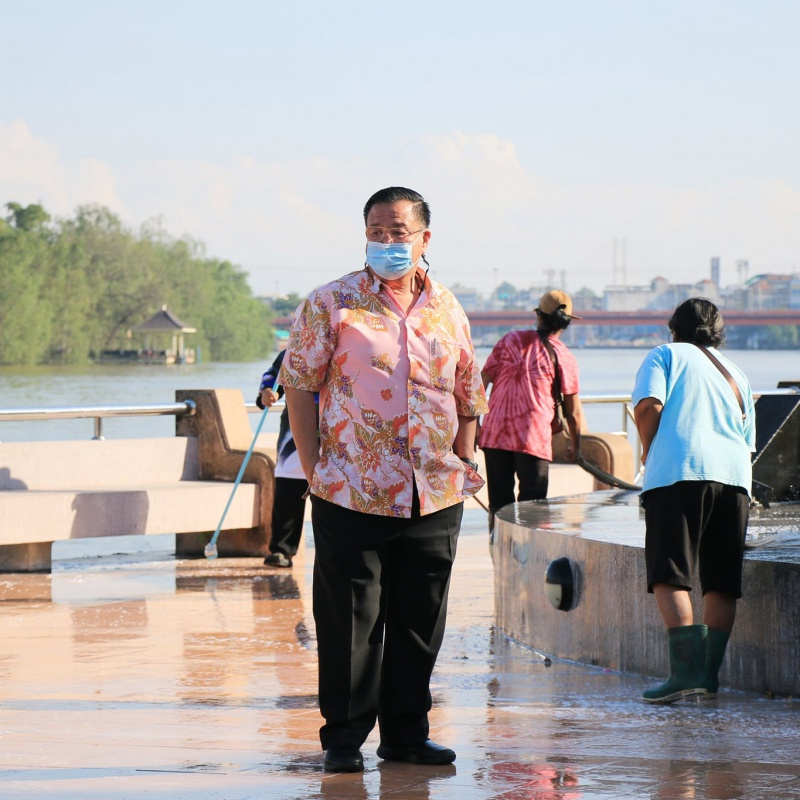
[{"xmin": 3, "ymin": 511, "xmax": 800, "ymax": 798}]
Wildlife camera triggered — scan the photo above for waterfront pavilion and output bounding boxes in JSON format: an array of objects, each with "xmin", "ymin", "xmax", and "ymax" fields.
[{"xmin": 133, "ymin": 305, "xmax": 197, "ymax": 364}]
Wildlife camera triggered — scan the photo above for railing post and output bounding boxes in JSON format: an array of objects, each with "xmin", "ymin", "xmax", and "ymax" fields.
[
  {"xmin": 93, "ymin": 418, "xmax": 104, "ymax": 440},
  {"xmin": 625, "ymin": 402, "xmax": 642, "ymax": 468}
]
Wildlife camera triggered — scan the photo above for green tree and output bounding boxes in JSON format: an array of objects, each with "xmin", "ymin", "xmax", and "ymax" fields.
[
  {"xmin": 763, "ymin": 325, "xmax": 799, "ymax": 349},
  {"xmin": 0, "ymin": 201, "xmax": 276, "ymax": 364},
  {"xmin": 5, "ymin": 202, "xmax": 51, "ymax": 232},
  {"xmin": 273, "ymin": 292, "xmax": 304, "ymax": 316},
  {"xmin": 0, "ymin": 208, "xmax": 54, "ymax": 364},
  {"xmin": 196, "ymin": 260, "xmax": 273, "ymax": 361}
]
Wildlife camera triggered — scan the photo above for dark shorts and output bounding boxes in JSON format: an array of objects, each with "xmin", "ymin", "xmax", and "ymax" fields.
[{"xmin": 644, "ymin": 480, "xmax": 749, "ymax": 598}]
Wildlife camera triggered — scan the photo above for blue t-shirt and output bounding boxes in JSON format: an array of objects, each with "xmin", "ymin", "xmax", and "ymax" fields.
[{"xmin": 632, "ymin": 343, "xmax": 756, "ymax": 494}]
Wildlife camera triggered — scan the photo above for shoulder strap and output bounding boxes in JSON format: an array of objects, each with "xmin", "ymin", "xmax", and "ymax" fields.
[
  {"xmin": 692, "ymin": 344, "xmax": 745, "ymax": 418},
  {"xmin": 538, "ymin": 332, "xmax": 562, "ymax": 400}
]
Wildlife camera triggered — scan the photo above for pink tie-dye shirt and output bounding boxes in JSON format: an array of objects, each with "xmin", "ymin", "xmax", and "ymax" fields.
[
  {"xmin": 278, "ymin": 267, "xmax": 488, "ymax": 517},
  {"xmin": 480, "ymin": 330, "xmax": 580, "ymax": 460}
]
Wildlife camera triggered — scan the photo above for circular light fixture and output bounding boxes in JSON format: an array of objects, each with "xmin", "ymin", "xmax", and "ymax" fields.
[{"xmin": 544, "ymin": 557, "xmax": 574, "ymax": 611}]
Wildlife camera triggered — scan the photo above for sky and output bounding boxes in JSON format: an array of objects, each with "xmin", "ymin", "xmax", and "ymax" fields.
[{"xmin": 2, "ymin": 0, "xmax": 800, "ymax": 300}]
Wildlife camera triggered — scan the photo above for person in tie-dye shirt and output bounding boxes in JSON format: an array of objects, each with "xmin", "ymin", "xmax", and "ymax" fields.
[
  {"xmin": 279, "ymin": 187, "xmax": 487, "ymax": 774},
  {"xmin": 479, "ymin": 290, "xmax": 583, "ymax": 531}
]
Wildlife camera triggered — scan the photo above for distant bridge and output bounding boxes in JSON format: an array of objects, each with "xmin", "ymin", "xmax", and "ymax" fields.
[
  {"xmin": 272, "ymin": 309, "xmax": 800, "ymax": 329},
  {"xmin": 464, "ymin": 309, "xmax": 800, "ymax": 328}
]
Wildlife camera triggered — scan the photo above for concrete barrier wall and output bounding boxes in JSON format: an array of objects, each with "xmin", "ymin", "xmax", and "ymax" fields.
[
  {"xmin": 494, "ymin": 495, "xmax": 800, "ymax": 697},
  {"xmin": 0, "ymin": 389, "xmax": 277, "ymax": 571}
]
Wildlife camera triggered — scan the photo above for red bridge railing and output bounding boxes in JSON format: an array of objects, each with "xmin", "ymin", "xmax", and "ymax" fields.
[{"xmin": 272, "ymin": 309, "xmax": 800, "ymax": 329}]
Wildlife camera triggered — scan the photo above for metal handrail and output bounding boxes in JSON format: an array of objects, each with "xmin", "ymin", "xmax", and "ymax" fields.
[
  {"xmin": 0, "ymin": 390, "xmax": 794, "ymax": 442},
  {"xmin": 0, "ymin": 400, "xmax": 198, "ymax": 440},
  {"xmin": 575, "ymin": 388, "xmax": 798, "ymax": 467}
]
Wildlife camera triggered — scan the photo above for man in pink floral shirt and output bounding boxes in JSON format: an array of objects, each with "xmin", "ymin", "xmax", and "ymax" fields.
[{"xmin": 280, "ymin": 187, "xmax": 487, "ymax": 773}]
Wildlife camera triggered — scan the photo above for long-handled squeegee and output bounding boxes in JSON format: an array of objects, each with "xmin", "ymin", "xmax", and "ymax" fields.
[
  {"xmin": 204, "ymin": 404, "xmax": 270, "ymax": 560},
  {"xmin": 576, "ymin": 454, "xmax": 641, "ymax": 491}
]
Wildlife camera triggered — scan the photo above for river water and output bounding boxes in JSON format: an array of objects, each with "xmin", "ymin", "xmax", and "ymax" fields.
[
  {"xmin": 0, "ymin": 348, "xmax": 795, "ymax": 443},
  {"xmin": 1, "ymin": 348, "xmax": 796, "ymax": 561}
]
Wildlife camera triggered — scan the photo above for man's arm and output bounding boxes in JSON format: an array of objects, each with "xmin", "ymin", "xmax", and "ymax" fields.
[
  {"xmin": 454, "ymin": 415, "xmax": 478, "ymax": 461},
  {"xmin": 283, "ymin": 387, "xmax": 321, "ymax": 483},
  {"xmin": 634, "ymin": 396, "xmax": 664, "ymax": 465},
  {"xmin": 563, "ymin": 393, "xmax": 583, "ymax": 462}
]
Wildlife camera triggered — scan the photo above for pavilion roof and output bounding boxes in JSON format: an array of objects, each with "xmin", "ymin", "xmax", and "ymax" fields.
[{"xmin": 133, "ymin": 305, "xmax": 197, "ymax": 334}]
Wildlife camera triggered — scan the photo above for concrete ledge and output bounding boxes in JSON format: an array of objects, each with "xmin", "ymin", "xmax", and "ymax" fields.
[
  {"xmin": 0, "ymin": 482, "xmax": 258, "ymax": 544},
  {"xmin": 0, "ymin": 389, "xmax": 278, "ymax": 571},
  {"xmin": 494, "ymin": 491, "xmax": 800, "ymax": 697},
  {"xmin": 0, "ymin": 437, "xmax": 200, "ymax": 489},
  {"xmin": 176, "ymin": 389, "xmax": 275, "ymax": 559}
]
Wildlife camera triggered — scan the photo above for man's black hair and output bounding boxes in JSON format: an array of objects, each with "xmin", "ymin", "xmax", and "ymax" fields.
[
  {"xmin": 669, "ymin": 297, "xmax": 726, "ymax": 347},
  {"xmin": 363, "ymin": 187, "xmax": 431, "ymax": 228},
  {"xmin": 536, "ymin": 309, "xmax": 572, "ymax": 335}
]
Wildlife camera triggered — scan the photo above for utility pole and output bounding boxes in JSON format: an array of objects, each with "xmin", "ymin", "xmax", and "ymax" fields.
[
  {"xmin": 612, "ymin": 238, "xmax": 617, "ymax": 285},
  {"xmin": 736, "ymin": 260, "xmax": 749, "ymax": 285},
  {"xmin": 612, "ymin": 237, "xmax": 627, "ymax": 286},
  {"xmin": 621, "ymin": 237, "xmax": 627, "ymax": 288}
]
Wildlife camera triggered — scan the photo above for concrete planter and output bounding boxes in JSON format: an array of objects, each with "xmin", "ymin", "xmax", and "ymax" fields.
[{"xmin": 494, "ymin": 491, "xmax": 800, "ymax": 697}]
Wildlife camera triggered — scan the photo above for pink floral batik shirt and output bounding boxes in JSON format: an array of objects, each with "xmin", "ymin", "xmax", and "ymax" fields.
[{"xmin": 278, "ymin": 266, "xmax": 488, "ymax": 517}]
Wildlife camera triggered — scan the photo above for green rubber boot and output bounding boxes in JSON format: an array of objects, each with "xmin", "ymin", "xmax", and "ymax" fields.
[
  {"xmin": 642, "ymin": 625, "xmax": 708, "ymax": 704},
  {"xmin": 704, "ymin": 628, "xmax": 731, "ymax": 698}
]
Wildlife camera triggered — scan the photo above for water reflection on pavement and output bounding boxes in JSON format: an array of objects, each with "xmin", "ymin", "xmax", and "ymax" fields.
[{"xmin": 2, "ymin": 509, "xmax": 800, "ymax": 799}]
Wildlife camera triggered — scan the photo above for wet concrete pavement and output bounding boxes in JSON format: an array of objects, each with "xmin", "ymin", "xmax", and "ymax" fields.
[{"xmin": 1, "ymin": 508, "xmax": 800, "ymax": 799}]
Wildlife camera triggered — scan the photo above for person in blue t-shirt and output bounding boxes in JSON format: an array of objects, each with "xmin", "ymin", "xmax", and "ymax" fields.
[{"xmin": 632, "ymin": 298, "xmax": 756, "ymax": 704}]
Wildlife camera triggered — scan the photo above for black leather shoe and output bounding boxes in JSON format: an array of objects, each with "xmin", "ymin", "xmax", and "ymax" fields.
[
  {"xmin": 376, "ymin": 739, "xmax": 456, "ymax": 765},
  {"xmin": 323, "ymin": 746, "xmax": 364, "ymax": 773},
  {"xmin": 264, "ymin": 553, "xmax": 292, "ymax": 568}
]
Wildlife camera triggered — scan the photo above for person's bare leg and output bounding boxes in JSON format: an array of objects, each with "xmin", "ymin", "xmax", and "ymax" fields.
[
  {"xmin": 702, "ymin": 591, "xmax": 736, "ymax": 632},
  {"xmin": 653, "ymin": 583, "xmax": 693, "ymax": 628},
  {"xmin": 702, "ymin": 592, "xmax": 737, "ymax": 696}
]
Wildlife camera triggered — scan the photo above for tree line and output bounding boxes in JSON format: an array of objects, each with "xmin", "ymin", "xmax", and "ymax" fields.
[{"xmin": 0, "ymin": 202, "xmax": 275, "ymax": 365}]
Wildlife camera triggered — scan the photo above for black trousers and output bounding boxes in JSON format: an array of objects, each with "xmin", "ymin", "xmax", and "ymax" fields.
[
  {"xmin": 269, "ymin": 477, "xmax": 308, "ymax": 557},
  {"xmin": 482, "ymin": 447, "xmax": 549, "ymax": 527},
  {"xmin": 310, "ymin": 490, "xmax": 463, "ymax": 750}
]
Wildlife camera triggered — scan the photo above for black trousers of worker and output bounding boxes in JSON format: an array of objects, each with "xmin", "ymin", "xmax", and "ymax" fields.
[
  {"xmin": 310, "ymin": 489, "xmax": 463, "ymax": 751},
  {"xmin": 269, "ymin": 477, "xmax": 308, "ymax": 557},
  {"xmin": 482, "ymin": 447, "xmax": 549, "ymax": 529}
]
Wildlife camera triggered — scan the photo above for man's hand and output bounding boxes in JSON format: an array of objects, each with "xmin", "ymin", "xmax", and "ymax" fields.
[{"xmin": 259, "ymin": 387, "xmax": 280, "ymax": 408}]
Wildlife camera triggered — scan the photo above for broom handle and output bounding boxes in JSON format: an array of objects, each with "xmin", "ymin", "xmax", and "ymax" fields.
[{"xmin": 209, "ymin": 404, "xmax": 270, "ymax": 546}]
